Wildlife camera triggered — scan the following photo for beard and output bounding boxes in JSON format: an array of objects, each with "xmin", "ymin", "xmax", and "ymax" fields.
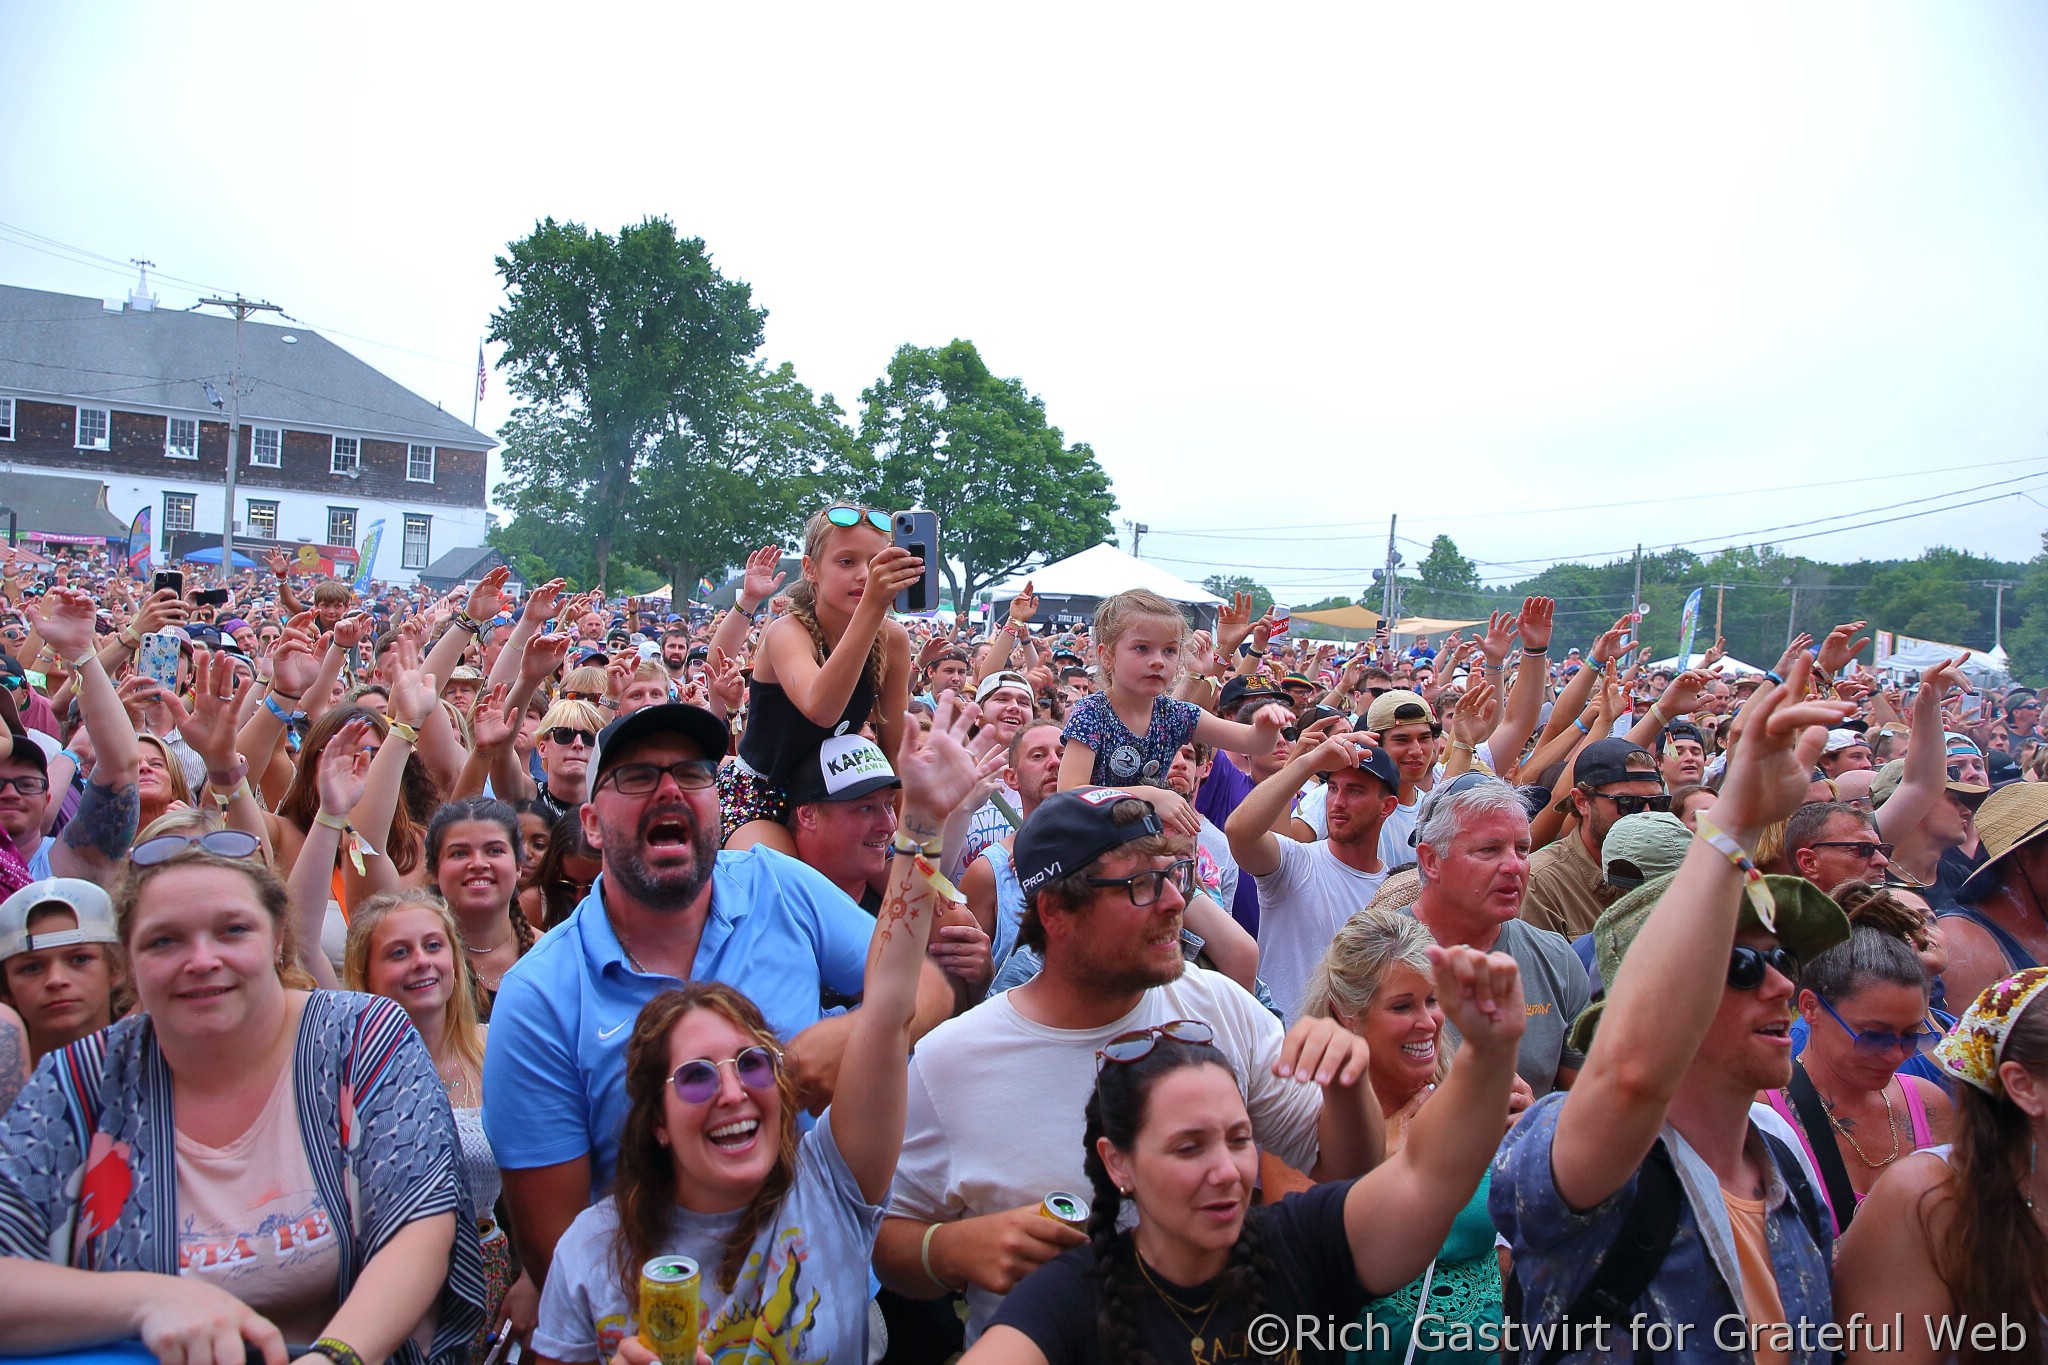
[
  {"xmin": 1067, "ymin": 915, "xmax": 1189, "ymax": 998},
  {"xmin": 600, "ymin": 802, "xmax": 718, "ymax": 909}
]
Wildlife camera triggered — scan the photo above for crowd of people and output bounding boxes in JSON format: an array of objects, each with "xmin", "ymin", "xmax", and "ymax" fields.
[{"xmin": 3, "ymin": 514, "xmax": 2048, "ymax": 1365}]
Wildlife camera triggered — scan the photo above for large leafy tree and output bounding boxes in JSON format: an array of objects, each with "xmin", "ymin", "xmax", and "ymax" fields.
[
  {"xmin": 630, "ymin": 360, "xmax": 860, "ymax": 596},
  {"xmin": 490, "ymin": 217, "xmax": 765, "ymax": 591},
  {"xmin": 1203, "ymin": 574, "xmax": 1274, "ymax": 616},
  {"xmin": 854, "ymin": 340, "xmax": 1116, "ymax": 607}
]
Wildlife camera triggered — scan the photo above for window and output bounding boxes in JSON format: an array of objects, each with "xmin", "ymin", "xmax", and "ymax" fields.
[
  {"xmin": 0, "ymin": 397, "xmax": 13, "ymax": 440},
  {"xmin": 407, "ymin": 444, "xmax": 435, "ymax": 483},
  {"xmin": 250, "ymin": 426, "xmax": 281, "ymax": 468},
  {"xmin": 330, "ymin": 435, "xmax": 359, "ymax": 475},
  {"xmin": 402, "ymin": 514, "xmax": 431, "ymax": 570},
  {"xmin": 327, "ymin": 507, "xmax": 357, "ymax": 549},
  {"xmin": 165, "ymin": 416, "xmax": 198, "ymax": 460},
  {"xmin": 164, "ymin": 492, "xmax": 195, "ymax": 549},
  {"xmin": 76, "ymin": 406, "xmax": 110, "ymax": 450},
  {"xmin": 246, "ymin": 500, "xmax": 278, "ymax": 540}
]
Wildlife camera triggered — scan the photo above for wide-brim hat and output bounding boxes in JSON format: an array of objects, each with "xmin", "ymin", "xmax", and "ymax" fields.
[{"xmin": 1961, "ymin": 783, "xmax": 2048, "ymax": 896}]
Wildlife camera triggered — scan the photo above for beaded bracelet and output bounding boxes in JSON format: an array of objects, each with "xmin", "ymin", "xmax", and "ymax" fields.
[{"xmin": 1694, "ymin": 815, "xmax": 1775, "ymax": 931}]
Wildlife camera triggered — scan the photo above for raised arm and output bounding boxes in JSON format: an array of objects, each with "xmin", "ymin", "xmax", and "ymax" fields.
[
  {"xmin": 756, "ymin": 544, "xmax": 921, "ymax": 730},
  {"xmin": 1548, "ymin": 658, "xmax": 1851, "ymax": 1211},
  {"xmin": 488, "ymin": 577, "xmax": 563, "ymax": 693},
  {"xmin": 422, "ymin": 566, "xmax": 507, "ymax": 689},
  {"xmin": 1488, "ymin": 596, "xmax": 1553, "ymax": 775},
  {"xmin": 342, "ymin": 639, "xmax": 437, "ymax": 902},
  {"xmin": 1225, "ymin": 729, "xmax": 1367, "ymax": 877},
  {"xmin": 286, "ymin": 717, "xmax": 377, "ymax": 989},
  {"xmin": 1876, "ymin": 656, "xmax": 1963, "ymax": 843},
  {"xmin": 177, "ymin": 651, "xmax": 268, "ymax": 851},
  {"xmin": 33, "ymin": 589, "xmax": 140, "ymax": 882}
]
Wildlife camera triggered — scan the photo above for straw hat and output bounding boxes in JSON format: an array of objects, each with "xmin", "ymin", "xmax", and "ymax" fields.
[{"xmin": 1960, "ymin": 783, "xmax": 2048, "ymax": 896}]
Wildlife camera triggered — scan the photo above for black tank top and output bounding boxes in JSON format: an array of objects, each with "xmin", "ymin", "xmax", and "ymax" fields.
[{"xmin": 738, "ymin": 665, "xmax": 878, "ymax": 791}]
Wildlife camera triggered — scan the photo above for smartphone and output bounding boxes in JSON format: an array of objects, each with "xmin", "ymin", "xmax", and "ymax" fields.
[
  {"xmin": 154, "ymin": 569, "xmax": 184, "ymax": 596},
  {"xmin": 892, "ymin": 509, "xmax": 941, "ymax": 615},
  {"xmin": 193, "ymin": 587, "xmax": 230, "ymax": 608},
  {"xmin": 139, "ymin": 631, "xmax": 181, "ymax": 691}
]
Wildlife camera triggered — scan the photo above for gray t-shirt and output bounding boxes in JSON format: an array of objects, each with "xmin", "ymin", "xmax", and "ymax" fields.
[
  {"xmin": 534, "ymin": 1107, "xmax": 882, "ymax": 1364},
  {"xmin": 1432, "ymin": 916, "xmax": 1589, "ymax": 1098}
]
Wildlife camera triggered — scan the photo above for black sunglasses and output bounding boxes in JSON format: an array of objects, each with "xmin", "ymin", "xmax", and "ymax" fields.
[
  {"xmin": 1727, "ymin": 944, "xmax": 1800, "ymax": 992},
  {"xmin": 1590, "ymin": 791, "xmax": 1672, "ymax": 817},
  {"xmin": 1807, "ymin": 840, "xmax": 1893, "ymax": 862},
  {"xmin": 544, "ymin": 727, "xmax": 596, "ymax": 747}
]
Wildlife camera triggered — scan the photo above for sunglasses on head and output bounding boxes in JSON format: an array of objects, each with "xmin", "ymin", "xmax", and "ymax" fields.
[
  {"xmin": 1726, "ymin": 943, "xmax": 1800, "ymax": 992},
  {"xmin": 1813, "ymin": 993, "xmax": 1941, "ymax": 1057},
  {"xmin": 670, "ymin": 1045, "xmax": 781, "ymax": 1104},
  {"xmin": 544, "ymin": 727, "xmax": 596, "ymax": 747},
  {"xmin": 131, "ymin": 829, "xmax": 264, "ymax": 866},
  {"xmin": 825, "ymin": 506, "xmax": 892, "ymax": 534},
  {"xmin": 1097, "ymin": 1018, "xmax": 1215, "ymax": 1069}
]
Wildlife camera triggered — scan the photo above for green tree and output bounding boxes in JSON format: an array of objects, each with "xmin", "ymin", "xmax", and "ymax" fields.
[
  {"xmin": 853, "ymin": 340, "xmax": 1116, "ymax": 606},
  {"xmin": 1412, "ymin": 534, "xmax": 1481, "ymax": 617},
  {"xmin": 490, "ymin": 216, "xmax": 766, "ymax": 591},
  {"xmin": 629, "ymin": 360, "xmax": 858, "ymax": 596},
  {"xmin": 1203, "ymin": 574, "xmax": 1274, "ymax": 616},
  {"xmin": 2002, "ymin": 534, "xmax": 2048, "ymax": 683}
]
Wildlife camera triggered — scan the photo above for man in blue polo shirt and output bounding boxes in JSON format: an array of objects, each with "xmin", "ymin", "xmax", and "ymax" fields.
[{"xmin": 483, "ymin": 701, "xmax": 963, "ymax": 1280}]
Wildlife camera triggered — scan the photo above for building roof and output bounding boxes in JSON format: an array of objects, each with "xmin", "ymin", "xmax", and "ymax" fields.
[
  {"xmin": 0, "ymin": 471, "xmax": 131, "ymax": 539},
  {"xmin": 0, "ymin": 284, "xmax": 496, "ymax": 450},
  {"xmin": 417, "ymin": 545, "xmax": 521, "ymax": 585}
]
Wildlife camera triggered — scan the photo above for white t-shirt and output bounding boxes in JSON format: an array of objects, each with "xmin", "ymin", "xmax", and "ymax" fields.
[
  {"xmin": 887, "ymin": 967, "xmax": 1323, "ymax": 1341},
  {"xmin": 535, "ymin": 1107, "xmax": 882, "ymax": 1365},
  {"xmin": 1251, "ymin": 838, "xmax": 1390, "ymax": 1021}
]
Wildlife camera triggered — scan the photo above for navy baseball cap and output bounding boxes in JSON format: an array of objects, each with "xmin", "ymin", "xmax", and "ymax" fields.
[
  {"xmin": 591, "ymin": 703, "xmax": 729, "ymax": 791},
  {"xmin": 1014, "ymin": 788, "xmax": 1165, "ymax": 902}
]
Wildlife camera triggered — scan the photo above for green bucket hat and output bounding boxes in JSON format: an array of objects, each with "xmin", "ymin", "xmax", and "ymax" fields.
[{"xmin": 1566, "ymin": 871, "xmax": 1850, "ymax": 1055}]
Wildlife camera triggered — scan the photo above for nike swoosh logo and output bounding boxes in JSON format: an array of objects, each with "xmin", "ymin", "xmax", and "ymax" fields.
[{"xmin": 597, "ymin": 1020, "xmax": 629, "ymax": 1040}]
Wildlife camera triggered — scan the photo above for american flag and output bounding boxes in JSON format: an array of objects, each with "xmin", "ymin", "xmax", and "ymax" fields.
[{"xmin": 476, "ymin": 344, "xmax": 487, "ymax": 403}]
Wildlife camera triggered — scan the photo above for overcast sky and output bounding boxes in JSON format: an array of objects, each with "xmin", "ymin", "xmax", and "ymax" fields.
[{"xmin": 5, "ymin": 3, "xmax": 2046, "ymax": 602}]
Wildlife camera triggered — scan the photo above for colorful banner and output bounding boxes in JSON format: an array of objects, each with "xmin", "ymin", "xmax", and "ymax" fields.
[
  {"xmin": 1676, "ymin": 586, "xmax": 1703, "ymax": 666},
  {"xmin": 352, "ymin": 520, "xmax": 385, "ymax": 593},
  {"xmin": 125, "ymin": 507, "xmax": 152, "ymax": 578}
]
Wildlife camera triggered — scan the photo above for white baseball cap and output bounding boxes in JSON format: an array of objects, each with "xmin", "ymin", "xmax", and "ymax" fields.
[{"xmin": 0, "ymin": 878, "xmax": 118, "ymax": 962}]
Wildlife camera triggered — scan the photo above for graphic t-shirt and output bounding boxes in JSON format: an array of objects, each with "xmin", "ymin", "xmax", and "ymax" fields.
[
  {"xmin": 535, "ymin": 1107, "xmax": 882, "ymax": 1364},
  {"xmin": 1062, "ymin": 692, "xmax": 1202, "ymax": 788},
  {"xmin": 175, "ymin": 1058, "xmax": 341, "ymax": 1346}
]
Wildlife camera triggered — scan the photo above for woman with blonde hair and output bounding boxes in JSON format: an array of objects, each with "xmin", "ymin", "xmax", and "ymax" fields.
[
  {"xmin": 134, "ymin": 732, "xmax": 193, "ymax": 830},
  {"xmin": 1297, "ymin": 909, "xmax": 1522, "ymax": 1365},
  {"xmin": 346, "ymin": 888, "xmax": 536, "ymax": 1355}
]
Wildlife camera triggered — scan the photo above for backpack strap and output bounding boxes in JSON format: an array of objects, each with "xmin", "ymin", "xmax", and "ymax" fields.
[
  {"xmin": 1508, "ymin": 1140, "xmax": 1685, "ymax": 1365},
  {"xmin": 1782, "ymin": 1067, "xmax": 1858, "ymax": 1235},
  {"xmin": 1760, "ymin": 1131, "xmax": 1832, "ymax": 1257}
]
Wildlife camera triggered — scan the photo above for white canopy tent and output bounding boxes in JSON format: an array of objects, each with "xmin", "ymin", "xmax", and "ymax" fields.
[
  {"xmin": 1645, "ymin": 653, "xmax": 1767, "ymax": 676},
  {"xmin": 990, "ymin": 543, "xmax": 1225, "ymax": 630},
  {"xmin": 1878, "ymin": 635, "xmax": 2009, "ymax": 686}
]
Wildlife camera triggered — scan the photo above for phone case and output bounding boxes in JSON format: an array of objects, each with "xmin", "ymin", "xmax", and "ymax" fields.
[{"xmin": 139, "ymin": 632, "xmax": 181, "ymax": 691}]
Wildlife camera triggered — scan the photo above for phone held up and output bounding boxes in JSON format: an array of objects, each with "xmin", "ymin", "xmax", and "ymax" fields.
[
  {"xmin": 154, "ymin": 569, "xmax": 185, "ymax": 597},
  {"xmin": 893, "ymin": 509, "xmax": 941, "ymax": 615}
]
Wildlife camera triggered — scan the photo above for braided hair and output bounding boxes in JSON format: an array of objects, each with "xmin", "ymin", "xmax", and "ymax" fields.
[
  {"xmin": 426, "ymin": 797, "xmax": 536, "ymax": 955},
  {"xmin": 1082, "ymin": 1037, "xmax": 1278, "ymax": 1363},
  {"xmin": 785, "ymin": 506, "xmax": 890, "ymax": 703}
]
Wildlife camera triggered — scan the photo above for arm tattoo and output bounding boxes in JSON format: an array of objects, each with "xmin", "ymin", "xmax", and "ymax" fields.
[
  {"xmin": 62, "ymin": 779, "xmax": 141, "ymax": 864},
  {"xmin": 0, "ymin": 1016, "xmax": 28, "ymax": 1115}
]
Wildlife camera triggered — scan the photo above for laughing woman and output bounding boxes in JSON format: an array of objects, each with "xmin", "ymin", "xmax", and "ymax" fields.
[
  {"xmin": 0, "ymin": 843, "xmax": 486, "ymax": 1365},
  {"xmin": 532, "ymin": 700, "xmax": 980, "ymax": 1365}
]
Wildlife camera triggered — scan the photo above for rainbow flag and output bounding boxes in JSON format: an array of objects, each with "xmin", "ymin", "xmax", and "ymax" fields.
[{"xmin": 697, "ymin": 576, "xmax": 715, "ymax": 598}]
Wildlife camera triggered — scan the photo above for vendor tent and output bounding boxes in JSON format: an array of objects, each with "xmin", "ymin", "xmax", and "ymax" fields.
[
  {"xmin": 1294, "ymin": 604, "xmax": 1380, "ymax": 631},
  {"xmin": 1645, "ymin": 653, "xmax": 1766, "ymax": 676},
  {"xmin": 991, "ymin": 544, "xmax": 1224, "ymax": 629},
  {"xmin": 1878, "ymin": 635, "xmax": 2009, "ymax": 687}
]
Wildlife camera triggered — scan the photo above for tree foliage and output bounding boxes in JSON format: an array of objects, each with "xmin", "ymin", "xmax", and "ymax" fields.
[
  {"xmin": 853, "ymin": 340, "xmax": 1116, "ymax": 606},
  {"xmin": 1203, "ymin": 574, "xmax": 1274, "ymax": 616},
  {"xmin": 490, "ymin": 216, "xmax": 766, "ymax": 591}
]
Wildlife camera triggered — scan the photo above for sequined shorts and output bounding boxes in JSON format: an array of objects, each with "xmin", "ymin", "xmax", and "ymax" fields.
[{"xmin": 718, "ymin": 763, "xmax": 789, "ymax": 841}]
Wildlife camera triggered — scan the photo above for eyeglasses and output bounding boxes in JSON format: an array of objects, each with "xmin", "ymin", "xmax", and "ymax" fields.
[
  {"xmin": 671, "ymin": 1045, "xmax": 781, "ymax": 1104},
  {"xmin": 0, "ymin": 773, "xmax": 50, "ymax": 796},
  {"xmin": 1086, "ymin": 857, "xmax": 1196, "ymax": 908},
  {"xmin": 1364, "ymin": 686, "xmax": 1394, "ymax": 698},
  {"xmin": 0, "ymin": 674, "xmax": 22, "ymax": 691},
  {"xmin": 544, "ymin": 727, "xmax": 597, "ymax": 747},
  {"xmin": 1814, "ymin": 993, "xmax": 1942, "ymax": 1057},
  {"xmin": 1098, "ymin": 1019, "xmax": 1215, "ymax": 1068},
  {"xmin": 825, "ymin": 506, "xmax": 892, "ymax": 534},
  {"xmin": 131, "ymin": 829, "xmax": 263, "ymax": 866},
  {"xmin": 1590, "ymin": 791, "xmax": 1672, "ymax": 817},
  {"xmin": 1807, "ymin": 840, "xmax": 1893, "ymax": 862},
  {"xmin": 600, "ymin": 758, "xmax": 719, "ymax": 795},
  {"xmin": 1726, "ymin": 944, "xmax": 1801, "ymax": 991}
]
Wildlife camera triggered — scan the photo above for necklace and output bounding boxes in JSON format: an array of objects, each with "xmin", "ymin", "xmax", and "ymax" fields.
[
  {"xmin": 438, "ymin": 1060, "xmax": 476, "ymax": 1107},
  {"xmin": 1135, "ymin": 1253, "xmax": 1220, "ymax": 1354},
  {"xmin": 463, "ymin": 935, "xmax": 509, "ymax": 956},
  {"xmin": 1803, "ymin": 1061, "xmax": 1902, "ymax": 1168},
  {"xmin": 607, "ymin": 910, "xmax": 649, "ymax": 974}
]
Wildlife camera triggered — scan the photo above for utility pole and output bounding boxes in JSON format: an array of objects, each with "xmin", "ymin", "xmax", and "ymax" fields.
[
  {"xmin": 1787, "ymin": 585, "xmax": 1799, "ymax": 648},
  {"xmin": 1382, "ymin": 515, "xmax": 1400, "ymax": 626},
  {"xmin": 1125, "ymin": 520, "xmax": 1148, "ymax": 558},
  {"xmin": 197, "ymin": 294, "xmax": 283, "ymax": 578},
  {"xmin": 1981, "ymin": 579, "xmax": 2019, "ymax": 650}
]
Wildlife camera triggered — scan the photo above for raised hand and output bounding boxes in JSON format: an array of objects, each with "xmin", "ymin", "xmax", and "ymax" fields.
[
  {"xmin": 268, "ymin": 629, "xmax": 320, "ymax": 699},
  {"xmin": 1590, "ymin": 612, "xmax": 1636, "ymax": 667},
  {"xmin": 520, "ymin": 633, "xmax": 572, "ymax": 687},
  {"xmin": 26, "ymin": 587, "xmax": 97, "ymax": 658},
  {"xmin": 896, "ymin": 693, "xmax": 987, "ymax": 822},
  {"xmin": 521, "ymin": 577, "xmax": 566, "ymax": 627},
  {"xmin": 1656, "ymin": 669, "xmax": 1710, "ymax": 719},
  {"xmin": 706, "ymin": 647, "xmax": 746, "ymax": 713},
  {"xmin": 1519, "ymin": 596, "xmax": 1555, "ymax": 653},
  {"xmin": 134, "ymin": 588, "xmax": 189, "ymax": 636},
  {"xmin": 387, "ymin": 636, "xmax": 439, "ymax": 727},
  {"xmin": 1701, "ymin": 635, "xmax": 1727, "ymax": 669},
  {"xmin": 180, "ymin": 651, "xmax": 252, "ymax": 770},
  {"xmin": 1815, "ymin": 620, "xmax": 1872, "ymax": 679},
  {"xmin": 1216, "ymin": 592, "xmax": 1255, "ymax": 657},
  {"xmin": 463, "ymin": 565, "xmax": 511, "ymax": 623},
  {"xmin": 1428, "ymin": 943, "xmax": 1526, "ymax": 1054},
  {"xmin": 1481, "ymin": 611, "xmax": 1521, "ymax": 667},
  {"xmin": 1007, "ymin": 581, "xmax": 1039, "ymax": 627},
  {"xmin": 469, "ymin": 684, "xmax": 516, "ymax": 751},
  {"xmin": 265, "ymin": 546, "xmax": 291, "ymax": 576},
  {"xmin": 1183, "ymin": 630, "xmax": 1218, "ymax": 679},
  {"xmin": 860, "ymin": 546, "xmax": 923, "ymax": 619},
  {"xmin": 316, "ymin": 716, "xmax": 378, "ymax": 819},
  {"xmin": 1451, "ymin": 680, "xmax": 1500, "ymax": 747},
  {"xmin": 329, "ymin": 612, "xmax": 370, "ymax": 652},
  {"xmin": 1714, "ymin": 656, "xmax": 1855, "ymax": 839},
  {"xmin": 1773, "ymin": 632, "xmax": 1814, "ymax": 679},
  {"xmin": 739, "ymin": 545, "xmax": 788, "ymax": 610}
]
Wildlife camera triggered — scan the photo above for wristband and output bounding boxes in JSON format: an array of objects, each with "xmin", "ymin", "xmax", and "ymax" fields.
[
  {"xmin": 208, "ymin": 777, "xmax": 254, "ymax": 807},
  {"xmin": 311, "ymin": 1338, "xmax": 366, "ymax": 1365},
  {"xmin": 735, "ymin": 596, "xmax": 761, "ymax": 615},
  {"xmin": 889, "ymin": 833, "xmax": 943, "ymax": 859},
  {"xmin": 385, "ymin": 719, "xmax": 422, "ymax": 745},
  {"xmin": 1573, "ymin": 716, "xmax": 1592, "ymax": 734},
  {"xmin": 1694, "ymin": 816, "xmax": 1776, "ymax": 932},
  {"xmin": 1646, "ymin": 703, "xmax": 1668, "ymax": 729},
  {"xmin": 68, "ymin": 648, "xmax": 99, "ymax": 671},
  {"xmin": 314, "ymin": 812, "xmax": 381, "ymax": 875},
  {"xmin": 920, "ymin": 1222, "xmax": 957, "ymax": 1293},
  {"xmin": 1764, "ymin": 671, "xmax": 1784, "ymax": 686},
  {"xmin": 1524, "ymin": 645, "xmax": 1548, "ymax": 655},
  {"xmin": 1449, "ymin": 740, "xmax": 1476, "ymax": 753},
  {"xmin": 118, "ymin": 627, "xmax": 141, "ymax": 649},
  {"xmin": 263, "ymin": 695, "xmax": 304, "ymax": 725},
  {"xmin": 451, "ymin": 609, "xmax": 483, "ymax": 636}
]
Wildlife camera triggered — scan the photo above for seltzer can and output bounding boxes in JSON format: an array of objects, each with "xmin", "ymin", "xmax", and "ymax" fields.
[
  {"xmin": 639, "ymin": 1255, "xmax": 702, "ymax": 1365},
  {"xmin": 1040, "ymin": 1191, "xmax": 1090, "ymax": 1231}
]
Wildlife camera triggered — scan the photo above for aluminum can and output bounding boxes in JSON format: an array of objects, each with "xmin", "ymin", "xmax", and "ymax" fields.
[
  {"xmin": 1040, "ymin": 1191, "xmax": 1090, "ymax": 1231},
  {"xmin": 639, "ymin": 1255, "xmax": 702, "ymax": 1365}
]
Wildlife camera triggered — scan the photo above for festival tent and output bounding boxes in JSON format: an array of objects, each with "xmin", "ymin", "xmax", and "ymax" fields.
[
  {"xmin": 990, "ymin": 544, "xmax": 1224, "ymax": 629},
  {"xmin": 1877, "ymin": 635, "xmax": 2009, "ymax": 686},
  {"xmin": 1293, "ymin": 604, "xmax": 1380, "ymax": 631},
  {"xmin": 180, "ymin": 546, "xmax": 260, "ymax": 568},
  {"xmin": 1645, "ymin": 653, "xmax": 1767, "ymax": 676}
]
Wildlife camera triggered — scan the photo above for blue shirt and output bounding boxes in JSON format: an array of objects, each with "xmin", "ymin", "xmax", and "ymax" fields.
[
  {"xmin": 1492, "ymin": 1092, "xmax": 1834, "ymax": 1365},
  {"xmin": 482, "ymin": 846, "xmax": 876, "ymax": 1195}
]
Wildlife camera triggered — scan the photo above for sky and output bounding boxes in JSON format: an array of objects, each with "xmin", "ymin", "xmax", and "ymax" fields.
[{"xmin": 4, "ymin": 3, "xmax": 2046, "ymax": 603}]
